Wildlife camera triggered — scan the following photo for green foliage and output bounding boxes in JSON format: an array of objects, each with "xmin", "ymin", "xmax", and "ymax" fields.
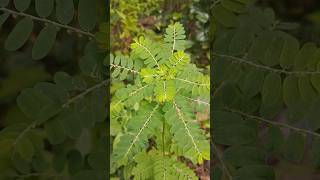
[
  {"xmin": 111, "ymin": 22, "xmax": 210, "ymax": 178},
  {"xmin": 110, "ymin": 0, "xmax": 163, "ymax": 53},
  {"xmin": 1, "ymin": 0, "xmax": 98, "ymax": 60},
  {"xmin": 0, "ymin": 0, "xmax": 107, "ymax": 179},
  {"xmin": 213, "ymin": 1, "xmax": 320, "ymax": 179}
]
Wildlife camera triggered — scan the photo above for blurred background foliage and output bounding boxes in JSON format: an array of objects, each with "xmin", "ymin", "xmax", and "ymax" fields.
[
  {"xmin": 0, "ymin": 0, "xmax": 108, "ymax": 179},
  {"xmin": 110, "ymin": 0, "xmax": 210, "ymax": 68}
]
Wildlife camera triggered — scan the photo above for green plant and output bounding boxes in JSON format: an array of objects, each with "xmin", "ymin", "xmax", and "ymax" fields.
[
  {"xmin": 0, "ymin": 0, "xmax": 108, "ymax": 179},
  {"xmin": 110, "ymin": 0, "xmax": 163, "ymax": 53},
  {"xmin": 212, "ymin": 0, "xmax": 320, "ymax": 179},
  {"xmin": 110, "ymin": 22, "xmax": 210, "ymax": 179}
]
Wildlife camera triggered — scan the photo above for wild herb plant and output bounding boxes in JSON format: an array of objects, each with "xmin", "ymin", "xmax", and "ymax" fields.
[
  {"xmin": 212, "ymin": 0, "xmax": 320, "ymax": 179},
  {"xmin": 110, "ymin": 22, "xmax": 210, "ymax": 179}
]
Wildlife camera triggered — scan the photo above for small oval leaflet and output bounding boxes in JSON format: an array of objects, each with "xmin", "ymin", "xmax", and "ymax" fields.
[
  {"xmin": 56, "ymin": 0, "xmax": 74, "ymax": 24},
  {"xmin": 262, "ymin": 72, "xmax": 282, "ymax": 106},
  {"xmin": 5, "ymin": 17, "xmax": 33, "ymax": 51},
  {"xmin": 13, "ymin": 0, "xmax": 31, "ymax": 12},
  {"xmin": 78, "ymin": 0, "xmax": 97, "ymax": 31},
  {"xmin": 0, "ymin": 12, "xmax": 9, "ymax": 27},
  {"xmin": 35, "ymin": 0, "xmax": 54, "ymax": 17},
  {"xmin": 214, "ymin": 4, "xmax": 238, "ymax": 27},
  {"xmin": 283, "ymin": 75, "xmax": 301, "ymax": 107},
  {"xmin": 32, "ymin": 25, "xmax": 58, "ymax": 60}
]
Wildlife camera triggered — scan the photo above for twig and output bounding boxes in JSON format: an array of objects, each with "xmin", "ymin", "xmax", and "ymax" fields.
[
  {"xmin": 213, "ymin": 82, "xmax": 225, "ymax": 97},
  {"xmin": 0, "ymin": 7, "xmax": 94, "ymax": 38},
  {"xmin": 181, "ymin": 95, "xmax": 209, "ymax": 106},
  {"xmin": 226, "ymin": 108, "xmax": 320, "ymax": 138},
  {"xmin": 62, "ymin": 79, "xmax": 109, "ymax": 108},
  {"xmin": 213, "ymin": 144, "xmax": 233, "ymax": 180},
  {"xmin": 214, "ymin": 53, "xmax": 320, "ymax": 75},
  {"xmin": 12, "ymin": 123, "xmax": 36, "ymax": 146},
  {"xmin": 174, "ymin": 77, "xmax": 209, "ymax": 86},
  {"xmin": 110, "ymin": 63, "xmax": 139, "ymax": 74}
]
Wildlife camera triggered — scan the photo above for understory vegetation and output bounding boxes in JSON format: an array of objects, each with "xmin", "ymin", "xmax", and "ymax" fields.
[
  {"xmin": 213, "ymin": 0, "xmax": 320, "ymax": 179},
  {"xmin": 0, "ymin": 0, "xmax": 108, "ymax": 179}
]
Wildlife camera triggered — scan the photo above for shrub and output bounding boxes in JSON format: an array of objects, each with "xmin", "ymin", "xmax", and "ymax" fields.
[
  {"xmin": 110, "ymin": 22, "xmax": 210, "ymax": 179},
  {"xmin": 212, "ymin": 0, "xmax": 320, "ymax": 179}
]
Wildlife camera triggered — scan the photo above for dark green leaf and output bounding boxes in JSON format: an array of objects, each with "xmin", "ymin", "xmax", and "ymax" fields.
[
  {"xmin": 78, "ymin": 0, "xmax": 97, "ymax": 31},
  {"xmin": 262, "ymin": 73, "xmax": 282, "ymax": 106},
  {"xmin": 214, "ymin": 5, "xmax": 238, "ymax": 27},
  {"xmin": 235, "ymin": 165, "xmax": 275, "ymax": 180},
  {"xmin": 298, "ymin": 76, "xmax": 318, "ymax": 103},
  {"xmin": 224, "ymin": 146, "xmax": 266, "ymax": 168},
  {"xmin": 35, "ymin": 0, "xmax": 54, "ymax": 17},
  {"xmin": 279, "ymin": 32, "xmax": 299, "ymax": 69},
  {"xmin": 214, "ymin": 124, "xmax": 257, "ymax": 145},
  {"xmin": 0, "ymin": 12, "xmax": 9, "ymax": 27},
  {"xmin": 5, "ymin": 17, "xmax": 33, "ymax": 51},
  {"xmin": 58, "ymin": 109, "xmax": 83, "ymax": 139},
  {"xmin": 294, "ymin": 42, "xmax": 317, "ymax": 70},
  {"xmin": 282, "ymin": 132, "xmax": 305, "ymax": 162},
  {"xmin": 264, "ymin": 126, "xmax": 283, "ymax": 152},
  {"xmin": 283, "ymin": 76, "xmax": 301, "ymax": 107},
  {"xmin": 13, "ymin": 0, "xmax": 31, "ymax": 12},
  {"xmin": 17, "ymin": 88, "xmax": 62, "ymax": 123},
  {"xmin": 16, "ymin": 136, "xmax": 34, "ymax": 161},
  {"xmin": 56, "ymin": 0, "xmax": 74, "ymax": 24},
  {"xmin": 68, "ymin": 150, "xmax": 83, "ymax": 174},
  {"xmin": 32, "ymin": 25, "xmax": 58, "ymax": 60},
  {"xmin": 44, "ymin": 118, "xmax": 66, "ymax": 145}
]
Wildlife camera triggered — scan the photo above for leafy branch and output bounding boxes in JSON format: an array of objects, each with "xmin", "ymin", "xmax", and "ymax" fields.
[
  {"xmin": 0, "ymin": 7, "xmax": 94, "ymax": 37},
  {"xmin": 214, "ymin": 53, "xmax": 320, "ymax": 75},
  {"xmin": 225, "ymin": 108, "xmax": 320, "ymax": 138},
  {"xmin": 12, "ymin": 79, "xmax": 109, "ymax": 151}
]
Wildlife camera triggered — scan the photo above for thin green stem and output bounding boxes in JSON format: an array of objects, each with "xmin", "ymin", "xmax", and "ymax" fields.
[
  {"xmin": 0, "ymin": 7, "xmax": 94, "ymax": 37},
  {"xmin": 213, "ymin": 144, "xmax": 233, "ymax": 180},
  {"xmin": 62, "ymin": 79, "xmax": 109, "ymax": 108},
  {"xmin": 214, "ymin": 53, "xmax": 320, "ymax": 75},
  {"xmin": 162, "ymin": 119, "xmax": 166, "ymax": 179},
  {"xmin": 225, "ymin": 107, "xmax": 320, "ymax": 137}
]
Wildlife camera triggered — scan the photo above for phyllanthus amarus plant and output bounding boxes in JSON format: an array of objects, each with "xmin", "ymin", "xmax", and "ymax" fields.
[{"xmin": 110, "ymin": 22, "xmax": 210, "ymax": 179}]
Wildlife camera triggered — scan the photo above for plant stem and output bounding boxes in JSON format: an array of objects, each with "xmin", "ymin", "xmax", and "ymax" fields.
[
  {"xmin": 214, "ymin": 53, "xmax": 320, "ymax": 75},
  {"xmin": 226, "ymin": 108, "xmax": 320, "ymax": 137},
  {"xmin": 0, "ymin": 7, "xmax": 94, "ymax": 38}
]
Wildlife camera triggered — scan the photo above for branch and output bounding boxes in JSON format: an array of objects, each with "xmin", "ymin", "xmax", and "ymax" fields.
[
  {"xmin": 213, "ymin": 144, "xmax": 233, "ymax": 180},
  {"xmin": 181, "ymin": 95, "xmax": 209, "ymax": 106},
  {"xmin": 213, "ymin": 82, "xmax": 225, "ymax": 97},
  {"xmin": 214, "ymin": 53, "xmax": 320, "ymax": 75},
  {"xmin": 174, "ymin": 77, "xmax": 209, "ymax": 86},
  {"xmin": 12, "ymin": 79, "xmax": 109, "ymax": 151},
  {"xmin": 62, "ymin": 79, "xmax": 109, "ymax": 108},
  {"xmin": 0, "ymin": 7, "xmax": 94, "ymax": 38},
  {"xmin": 225, "ymin": 108, "xmax": 320, "ymax": 138},
  {"xmin": 110, "ymin": 63, "xmax": 139, "ymax": 74}
]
